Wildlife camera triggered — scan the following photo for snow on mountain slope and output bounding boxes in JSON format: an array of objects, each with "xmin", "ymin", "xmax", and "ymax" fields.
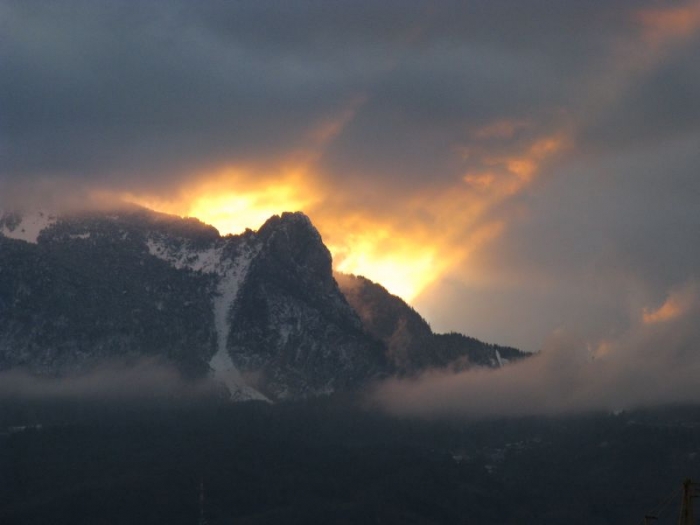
[
  {"xmin": 0, "ymin": 211, "xmax": 57, "ymax": 243},
  {"xmin": 210, "ymin": 244, "xmax": 268, "ymax": 401},
  {"xmin": 145, "ymin": 232, "xmax": 267, "ymax": 401},
  {"xmin": 146, "ymin": 238, "xmax": 222, "ymax": 273}
]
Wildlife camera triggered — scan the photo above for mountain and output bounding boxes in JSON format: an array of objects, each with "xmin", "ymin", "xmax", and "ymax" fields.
[
  {"xmin": 0, "ymin": 206, "xmax": 527, "ymax": 400},
  {"xmin": 335, "ymin": 273, "xmax": 525, "ymax": 374}
]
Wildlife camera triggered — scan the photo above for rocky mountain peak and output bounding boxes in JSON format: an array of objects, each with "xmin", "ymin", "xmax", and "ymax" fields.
[
  {"xmin": 0, "ymin": 205, "xmax": 528, "ymax": 401},
  {"xmin": 256, "ymin": 212, "xmax": 331, "ymax": 276}
]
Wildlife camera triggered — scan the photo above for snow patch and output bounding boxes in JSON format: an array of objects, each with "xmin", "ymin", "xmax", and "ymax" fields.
[
  {"xmin": 210, "ymin": 244, "xmax": 268, "ymax": 401},
  {"xmin": 495, "ymin": 350, "xmax": 503, "ymax": 367},
  {"xmin": 0, "ymin": 211, "xmax": 57, "ymax": 243},
  {"xmin": 144, "ymin": 234, "xmax": 268, "ymax": 401},
  {"xmin": 278, "ymin": 324, "xmax": 292, "ymax": 346},
  {"xmin": 495, "ymin": 350, "xmax": 509, "ymax": 368},
  {"xmin": 146, "ymin": 238, "xmax": 223, "ymax": 273}
]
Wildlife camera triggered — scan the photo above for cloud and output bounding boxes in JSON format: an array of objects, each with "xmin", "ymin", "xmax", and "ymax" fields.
[
  {"xmin": 0, "ymin": 359, "xmax": 221, "ymax": 402},
  {"xmin": 642, "ymin": 283, "xmax": 697, "ymax": 324},
  {"xmin": 376, "ymin": 281, "xmax": 700, "ymax": 417},
  {"xmin": 0, "ymin": 0, "xmax": 665, "ymax": 191},
  {"xmin": 635, "ymin": 1, "xmax": 700, "ymax": 45}
]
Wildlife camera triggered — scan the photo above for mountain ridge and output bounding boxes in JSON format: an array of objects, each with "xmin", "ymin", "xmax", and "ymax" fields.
[{"xmin": 0, "ymin": 206, "xmax": 529, "ymax": 401}]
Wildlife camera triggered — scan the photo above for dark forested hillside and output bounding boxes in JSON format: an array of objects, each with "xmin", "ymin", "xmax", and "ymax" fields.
[
  {"xmin": 0, "ymin": 207, "xmax": 527, "ymax": 400},
  {"xmin": 1, "ymin": 398, "xmax": 699, "ymax": 525}
]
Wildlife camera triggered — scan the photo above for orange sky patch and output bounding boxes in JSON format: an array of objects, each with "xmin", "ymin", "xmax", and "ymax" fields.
[
  {"xmin": 123, "ymin": 165, "xmax": 321, "ymax": 237},
  {"xmin": 116, "ymin": 109, "xmax": 568, "ymax": 305},
  {"xmin": 635, "ymin": 1, "xmax": 700, "ymax": 45},
  {"xmin": 468, "ymin": 132, "xmax": 569, "ymax": 196},
  {"xmin": 119, "ymin": 133, "xmax": 566, "ymax": 303},
  {"xmin": 642, "ymin": 285, "xmax": 696, "ymax": 324}
]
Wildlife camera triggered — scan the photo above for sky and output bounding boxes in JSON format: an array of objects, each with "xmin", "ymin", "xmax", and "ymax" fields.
[{"xmin": 2, "ymin": 0, "xmax": 700, "ymax": 365}]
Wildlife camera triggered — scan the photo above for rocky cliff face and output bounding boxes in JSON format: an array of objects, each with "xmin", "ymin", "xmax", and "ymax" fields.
[
  {"xmin": 227, "ymin": 213, "xmax": 386, "ymax": 399},
  {"xmin": 0, "ymin": 207, "xmax": 386, "ymax": 400},
  {"xmin": 0, "ymin": 206, "xmax": 527, "ymax": 401},
  {"xmin": 335, "ymin": 273, "xmax": 526, "ymax": 375}
]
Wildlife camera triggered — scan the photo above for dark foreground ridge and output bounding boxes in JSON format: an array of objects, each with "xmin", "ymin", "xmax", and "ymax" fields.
[{"xmin": 1, "ymin": 399, "xmax": 700, "ymax": 524}]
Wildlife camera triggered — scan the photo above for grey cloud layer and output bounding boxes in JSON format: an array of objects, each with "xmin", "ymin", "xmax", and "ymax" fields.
[
  {"xmin": 416, "ymin": 133, "xmax": 700, "ymax": 352},
  {"xmin": 379, "ymin": 282, "xmax": 700, "ymax": 417},
  {"xmin": 2, "ymin": 0, "xmax": 671, "ymax": 189},
  {"xmin": 0, "ymin": 359, "xmax": 219, "ymax": 401}
]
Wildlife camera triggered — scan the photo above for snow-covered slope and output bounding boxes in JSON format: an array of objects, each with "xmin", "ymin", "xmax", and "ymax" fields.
[
  {"xmin": 146, "ymin": 231, "xmax": 267, "ymax": 400},
  {"xmin": 0, "ymin": 211, "xmax": 57, "ymax": 243}
]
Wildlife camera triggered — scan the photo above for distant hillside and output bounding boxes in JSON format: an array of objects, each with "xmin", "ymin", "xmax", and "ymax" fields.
[{"xmin": 336, "ymin": 273, "xmax": 528, "ymax": 375}]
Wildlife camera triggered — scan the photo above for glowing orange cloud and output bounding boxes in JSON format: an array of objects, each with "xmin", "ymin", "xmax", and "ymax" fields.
[
  {"xmin": 112, "ymin": 82, "xmax": 569, "ymax": 307},
  {"xmin": 465, "ymin": 133, "xmax": 569, "ymax": 196},
  {"xmin": 326, "ymin": 225, "xmax": 440, "ymax": 302},
  {"xmin": 122, "ymin": 165, "xmax": 320, "ymax": 236},
  {"xmin": 642, "ymin": 286, "xmax": 696, "ymax": 325},
  {"xmin": 117, "ymin": 127, "xmax": 567, "ymax": 304},
  {"xmin": 635, "ymin": 1, "xmax": 700, "ymax": 45},
  {"xmin": 314, "ymin": 131, "xmax": 567, "ymax": 301}
]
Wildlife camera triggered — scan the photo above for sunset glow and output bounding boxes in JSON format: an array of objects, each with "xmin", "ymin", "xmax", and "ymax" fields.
[
  {"xmin": 118, "ymin": 169, "xmax": 443, "ymax": 301},
  {"xmin": 325, "ymin": 227, "xmax": 442, "ymax": 302},
  {"xmin": 636, "ymin": 1, "xmax": 700, "ymax": 44},
  {"xmin": 642, "ymin": 285, "xmax": 697, "ymax": 325},
  {"xmin": 126, "ymin": 184, "xmax": 447, "ymax": 302},
  {"xmin": 116, "ymin": 128, "xmax": 567, "ymax": 303},
  {"xmin": 123, "ymin": 166, "xmax": 319, "ymax": 234}
]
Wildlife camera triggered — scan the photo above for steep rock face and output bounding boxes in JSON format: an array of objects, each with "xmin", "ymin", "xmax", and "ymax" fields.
[
  {"xmin": 229, "ymin": 213, "xmax": 387, "ymax": 399},
  {"xmin": 0, "ymin": 208, "xmax": 386, "ymax": 400},
  {"xmin": 336, "ymin": 273, "xmax": 528, "ymax": 373},
  {"xmin": 335, "ymin": 273, "xmax": 434, "ymax": 373}
]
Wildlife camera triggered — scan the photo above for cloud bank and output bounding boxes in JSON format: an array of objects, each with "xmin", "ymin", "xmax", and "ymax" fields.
[
  {"xmin": 376, "ymin": 281, "xmax": 700, "ymax": 417},
  {"xmin": 0, "ymin": 359, "xmax": 220, "ymax": 402}
]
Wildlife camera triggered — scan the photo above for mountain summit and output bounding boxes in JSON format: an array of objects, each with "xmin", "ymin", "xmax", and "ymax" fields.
[{"xmin": 0, "ymin": 207, "xmax": 528, "ymax": 400}]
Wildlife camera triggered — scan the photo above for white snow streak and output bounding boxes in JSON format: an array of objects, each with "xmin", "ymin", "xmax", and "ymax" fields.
[
  {"xmin": 145, "ymin": 235, "xmax": 267, "ymax": 401},
  {"xmin": 495, "ymin": 350, "xmax": 509, "ymax": 368},
  {"xmin": 0, "ymin": 212, "xmax": 57, "ymax": 243},
  {"xmin": 210, "ymin": 246, "xmax": 267, "ymax": 401},
  {"xmin": 145, "ymin": 239, "xmax": 221, "ymax": 273}
]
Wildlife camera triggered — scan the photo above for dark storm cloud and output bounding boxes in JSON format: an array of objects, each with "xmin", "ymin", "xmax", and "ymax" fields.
[
  {"xmin": 0, "ymin": 0, "xmax": 670, "ymax": 193},
  {"xmin": 1, "ymin": 0, "xmax": 365, "ymax": 187},
  {"xmin": 318, "ymin": 42, "xmax": 565, "ymax": 185},
  {"xmin": 579, "ymin": 36, "xmax": 700, "ymax": 150}
]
